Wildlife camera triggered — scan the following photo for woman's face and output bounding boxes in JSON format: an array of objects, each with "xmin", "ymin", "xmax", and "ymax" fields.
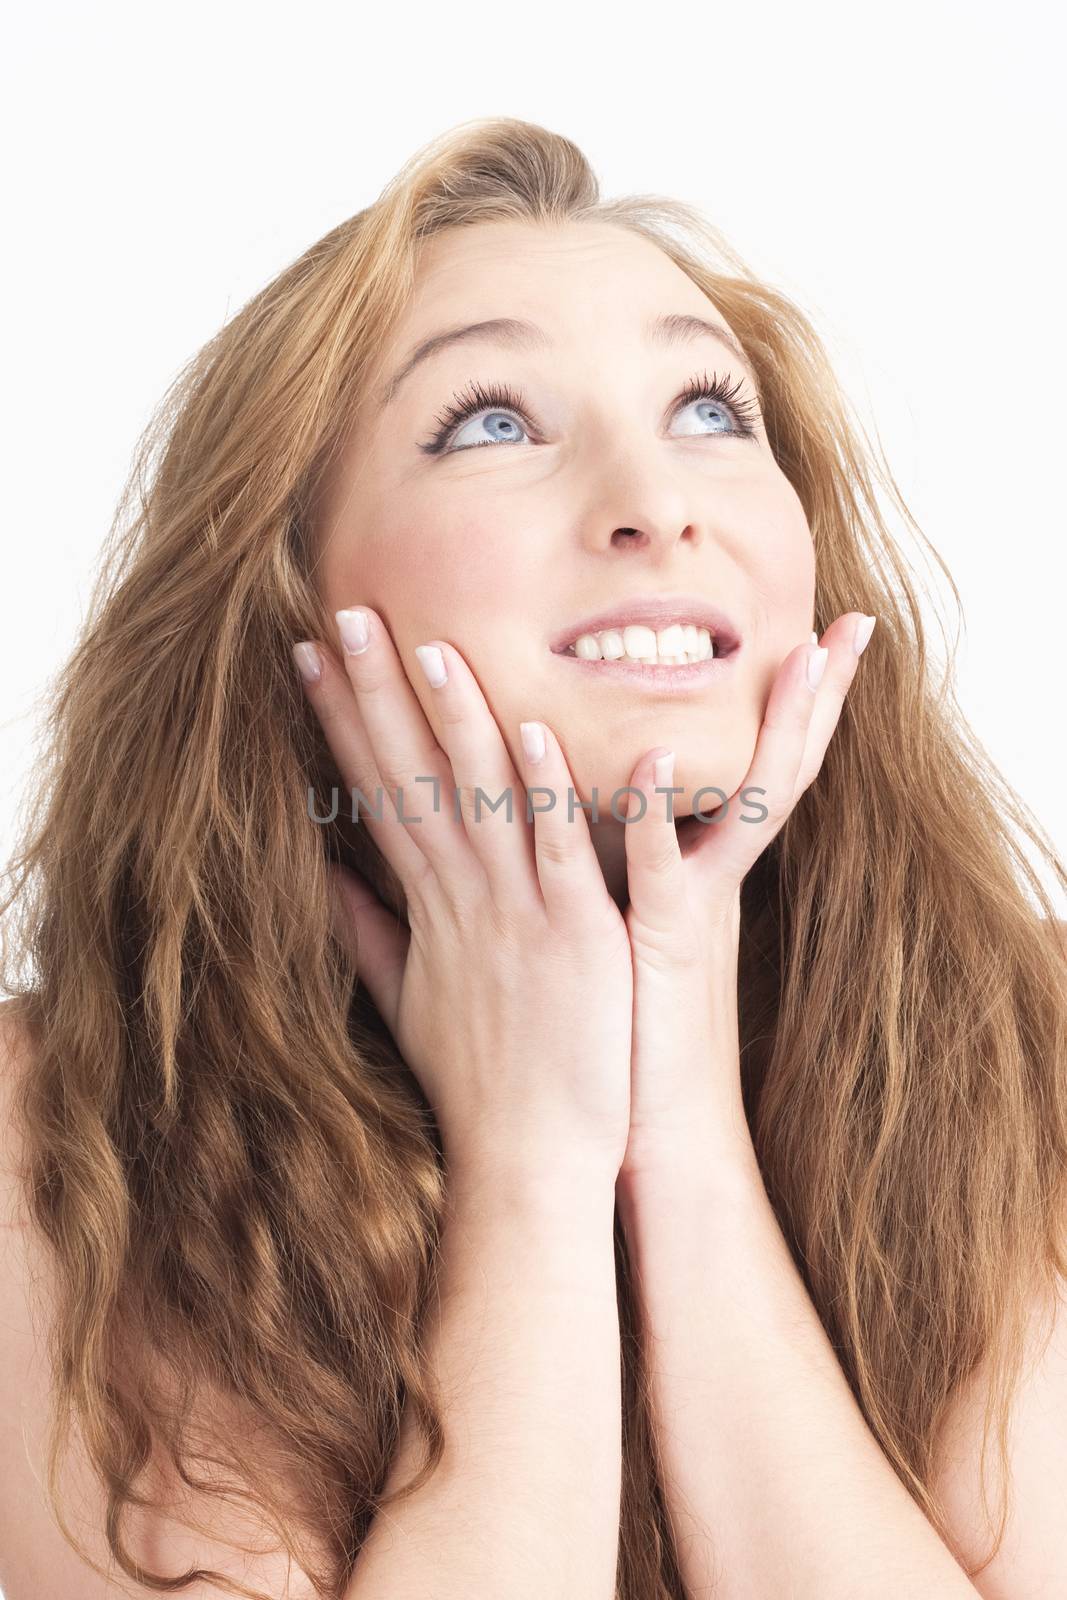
[{"xmin": 316, "ymin": 219, "xmax": 815, "ymax": 905}]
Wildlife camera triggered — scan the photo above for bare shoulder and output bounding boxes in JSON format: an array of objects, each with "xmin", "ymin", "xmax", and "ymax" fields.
[
  {"xmin": 0, "ymin": 998, "xmax": 326, "ymax": 1600},
  {"xmin": 931, "ymin": 1274, "xmax": 1067, "ymax": 1597},
  {"xmin": 928, "ymin": 920, "xmax": 1067, "ymax": 1594}
]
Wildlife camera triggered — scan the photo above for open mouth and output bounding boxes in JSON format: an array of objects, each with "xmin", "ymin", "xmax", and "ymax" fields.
[{"xmin": 552, "ymin": 620, "xmax": 741, "ymax": 667}]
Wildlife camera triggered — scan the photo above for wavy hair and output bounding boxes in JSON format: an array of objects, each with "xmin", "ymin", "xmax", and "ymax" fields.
[{"xmin": 3, "ymin": 115, "xmax": 1067, "ymax": 1599}]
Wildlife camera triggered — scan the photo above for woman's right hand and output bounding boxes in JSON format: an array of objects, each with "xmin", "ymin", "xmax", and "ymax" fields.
[{"xmin": 292, "ymin": 608, "xmax": 634, "ymax": 1186}]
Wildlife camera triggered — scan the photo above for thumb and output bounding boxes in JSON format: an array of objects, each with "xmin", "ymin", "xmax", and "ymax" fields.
[{"xmin": 327, "ymin": 862, "xmax": 408, "ymax": 1035}]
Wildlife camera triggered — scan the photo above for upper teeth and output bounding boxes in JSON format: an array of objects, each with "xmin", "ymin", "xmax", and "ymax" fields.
[{"xmin": 568, "ymin": 623, "xmax": 718, "ymax": 664}]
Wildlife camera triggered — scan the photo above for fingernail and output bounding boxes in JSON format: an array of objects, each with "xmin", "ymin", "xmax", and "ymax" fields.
[
  {"xmin": 806, "ymin": 645, "xmax": 829, "ymax": 691},
  {"xmin": 653, "ymin": 750, "xmax": 675, "ymax": 788},
  {"xmin": 292, "ymin": 641, "xmax": 323, "ymax": 684},
  {"xmin": 335, "ymin": 608, "xmax": 370, "ymax": 655},
  {"xmin": 415, "ymin": 644, "xmax": 447, "ymax": 687},
  {"xmin": 520, "ymin": 721, "xmax": 546, "ymax": 764},
  {"xmin": 811, "ymin": 630, "xmax": 819, "ymax": 645},
  {"xmin": 853, "ymin": 615, "xmax": 876, "ymax": 656}
]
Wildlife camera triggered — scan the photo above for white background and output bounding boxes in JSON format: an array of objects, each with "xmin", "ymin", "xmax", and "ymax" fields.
[
  {"xmin": 3, "ymin": 4, "xmax": 1065, "ymax": 927},
  {"xmin": 1, "ymin": 1, "xmax": 1065, "ymax": 1592}
]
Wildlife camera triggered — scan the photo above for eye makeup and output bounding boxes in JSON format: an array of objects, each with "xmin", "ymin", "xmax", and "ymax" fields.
[{"xmin": 417, "ymin": 368, "xmax": 762, "ymax": 456}]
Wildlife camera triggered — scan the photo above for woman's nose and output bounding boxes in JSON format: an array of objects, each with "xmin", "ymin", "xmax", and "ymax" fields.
[{"xmin": 578, "ymin": 440, "xmax": 708, "ymax": 556}]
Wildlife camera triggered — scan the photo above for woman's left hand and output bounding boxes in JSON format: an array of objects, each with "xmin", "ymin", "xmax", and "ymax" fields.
[{"xmin": 618, "ymin": 611, "xmax": 876, "ymax": 1189}]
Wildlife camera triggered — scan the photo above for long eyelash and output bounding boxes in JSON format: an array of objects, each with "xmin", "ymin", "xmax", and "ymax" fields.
[
  {"xmin": 418, "ymin": 369, "xmax": 761, "ymax": 456},
  {"xmin": 677, "ymin": 369, "xmax": 762, "ymax": 433},
  {"xmin": 422, "ymin": 379, "xmax": 530, "ymax": 456}
]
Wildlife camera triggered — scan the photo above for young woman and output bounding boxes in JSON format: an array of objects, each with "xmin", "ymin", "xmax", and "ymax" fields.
[{"xmin": 2, "ymin": 116, "xmax": 1066, "ymax": 1600}]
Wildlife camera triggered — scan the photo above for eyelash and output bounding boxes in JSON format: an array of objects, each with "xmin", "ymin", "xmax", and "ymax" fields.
[{"xmin": 418, "ymin": 368, "xmax": 762, "ymax": 456}]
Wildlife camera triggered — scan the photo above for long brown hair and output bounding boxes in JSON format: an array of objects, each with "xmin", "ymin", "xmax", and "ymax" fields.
[{"xmin": 3, "ymin": 115, "xmax": 1066, "ymax": 1599}]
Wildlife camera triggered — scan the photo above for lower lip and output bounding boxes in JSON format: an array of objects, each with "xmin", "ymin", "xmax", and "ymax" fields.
[{"xmin": 550, "ymin": 644, "xmax": 742, "ymax": 690}]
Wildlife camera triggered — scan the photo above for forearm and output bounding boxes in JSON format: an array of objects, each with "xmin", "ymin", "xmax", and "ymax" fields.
[
  {"xmin": 617, "ymin": 1160, "xmax": 978, "ymax": 1599},
  {"xmin": 346, "ymin": 1161, "xmax": 622, "ymax": 1600}
]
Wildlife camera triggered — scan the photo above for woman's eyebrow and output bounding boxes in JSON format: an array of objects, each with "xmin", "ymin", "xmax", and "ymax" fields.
[{"xmin": 375, "ymin": 312, "xmax": 757, "ymax": 408}]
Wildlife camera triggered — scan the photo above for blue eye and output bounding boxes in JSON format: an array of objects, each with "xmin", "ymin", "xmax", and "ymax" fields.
[
  {"xmin": 672, "ymin": 372, "xmax": 761, "ymax": 439},
  {"xmin": 419, "ymin": 369, "xmax": 762, "ymax": 456}
]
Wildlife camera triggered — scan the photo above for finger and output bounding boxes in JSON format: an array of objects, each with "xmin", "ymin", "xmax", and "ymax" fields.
[
  {"xmin": 621, "ymin": 747, "xmax": 698, "ymax": 961},
  {"xmin": 515, "ymin": 719, "xmax": 617, "ymax": 931},
  {"xmin": 795, "ymin": 613, "xmax": 875, "ymax": 799},
  {"xmin": 294, "ymin": 634, "xmax": 432, "ymax": 899},
  {"xmin": 331, "ymin": 606, "xmax": 485, "ymax": 902},
  {"xmin": 689, "ymin": 638, "xmax": 825, "ymax": 886},
  {"xmin": 412, "ymin": 639, "xmax": 540, "ymax": 911},
  {"xmin": 327, "ymin": 862, "xmax": 409, "ymax": 1036}
]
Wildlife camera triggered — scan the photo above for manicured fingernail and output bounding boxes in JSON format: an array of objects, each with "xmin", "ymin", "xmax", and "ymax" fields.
[
  {"xmin": 292, "ymin": 641, "xmax": 323, "ymax": 684},
  {"xmin": 806, "ymin": 645, "xmax": 828, "ymax": 691},
  {"xmin": 811, "ymin": 630, "xmax": 819, "ymax": 645},
  {"xmin": 653, "ymin": 751, "xmax": 675, "ymax": 788},
  {"xmin": 520, "ymin": 721, "xmax": 546, "ymax": 764},
  {"xmin": 853, "ymin": 614, "xmax": 876, "ymax": 656},
  {"xmin": 336, "ymin": 608, "xmax": 370, "ymax": 655},
  {"xmin": 415, "ymin": 644, "xmax": 447, "ymax": 687}
]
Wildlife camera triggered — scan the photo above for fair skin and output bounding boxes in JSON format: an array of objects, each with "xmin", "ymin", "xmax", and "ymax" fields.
[
  {"xmin": 3, "ymin": 219, "xmax": 1066, "ymax": 1596},
  {"xmin": 302, "ymin": 217, "xmax": 1067, "ymax": 1595},
  {"xmin": 313, "ymin": 219, "xmax": 817, "ymax": 909}
]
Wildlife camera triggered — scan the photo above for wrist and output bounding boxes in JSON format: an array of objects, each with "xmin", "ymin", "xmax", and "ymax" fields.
[
  {"xmin": 445, "ymin": 1146, "xmax": 619, "ymax": 1216},
  {"xmin": 616, "ymin": 1121, "xmax": 763, "ymax": 1218}
]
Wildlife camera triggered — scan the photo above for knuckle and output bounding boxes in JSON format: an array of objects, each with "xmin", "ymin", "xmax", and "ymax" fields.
[
  {"xmin": 642, "ymin": 836, "xmax": 680, "ymax": 876},
  {"xmin": 566, "ymin": 918, "xmax": 630, "ymax": 982},
  {"xmin": 344, "ymin": 652, "xmax": 393, "ymax": 696},
  {"xmin": 534, "ymin": 828, "xmax": 575, "ymax": 870},
  {"xmin": 439, "ymin": 863, "xmax": 491, "ymax": 934},
  {"xmin": 374, "ymin": 755, "xmax": 414, "ymax": 807},
  {"xmin": 456, "ymin": 782, "xmax": 488, "ymax": 830},
  {"xmin": 545, "ymin": 879, "xmax": 619, "ymax": 951},
  {"xmin": 435, "ymin": 695, "xmax": 467, "ymax": 730},
  {"xmin": 633, "ymin": 932, "xmax": 702, "ymax": 976},
  {"xmin": 482, "ymin": 891, "xmax": 535, "ymax": 954},
  {"xmin": 628, "ymin": 901, "xmax": 701, "ymax": 962},
  {"xmin": 405, "ymin": 848, "xmax": 437, "ymax": 906},
  {"xmin": 308, "ymin": 684, "xmax": 353, "ymax": 742}
]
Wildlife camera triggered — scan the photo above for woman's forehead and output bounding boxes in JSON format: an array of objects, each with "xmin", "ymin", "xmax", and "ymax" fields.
[{"xmin": 395, "ymin": 219, "xmax": 720, "ymax": 341}]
